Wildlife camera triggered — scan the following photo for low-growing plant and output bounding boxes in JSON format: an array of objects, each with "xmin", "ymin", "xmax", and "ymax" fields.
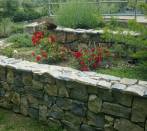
[
  {"xmin": 7, "ymin": 33, "xmax": 32, "ymax": 48},
  {"xmin": 31, "ymin": 31, "xmax": 70, "ymax": 63},
  {"xmin": 55, "ymin": 0, "xmax": 103, "ymax": 29}
]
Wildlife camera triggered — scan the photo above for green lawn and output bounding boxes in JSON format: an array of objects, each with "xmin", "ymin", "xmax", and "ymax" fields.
[
  {"xmin": 97, "ymin": 66, "xmax": 147, "ymax": 81},
  {"xmin": 0, "ymin": 108, "xmax": 62, "ymax": 131}
]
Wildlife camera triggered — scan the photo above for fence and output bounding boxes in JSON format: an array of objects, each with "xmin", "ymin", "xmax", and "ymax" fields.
[{"xmin": 47, "ymin": 0, "xmax": 146, "ymax": 18}]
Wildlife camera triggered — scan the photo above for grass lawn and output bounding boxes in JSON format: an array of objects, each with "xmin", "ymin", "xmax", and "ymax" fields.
[
  {"xmin": 97, "ymin": 66, "xmax": 147, "ymax": 81},
  {"xmin": 0, "ymin": 108, "xmax": 62, "ymax": 131}
]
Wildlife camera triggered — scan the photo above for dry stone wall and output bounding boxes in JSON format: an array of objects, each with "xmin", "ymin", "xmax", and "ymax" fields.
[{"xmin": 0, "ymin": 55, "xmax": 147, "ymax": 131}]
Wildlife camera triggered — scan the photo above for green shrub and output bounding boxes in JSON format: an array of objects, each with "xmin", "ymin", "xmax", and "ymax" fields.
[
  {"xmin": 55, "ymin": 0, "xmax": 103, "ymax": 29},
  {"xmin": 7, "ymin": 33, "xmax": 32, "ymax": 48},
  {"xmin": 13, "ymin": 10, "xmax": 41, "ymax": 22}
]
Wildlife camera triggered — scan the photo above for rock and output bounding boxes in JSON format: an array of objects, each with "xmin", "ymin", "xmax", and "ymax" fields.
[
  {"xmin": 120, "ymin": 78, "xmax": 137, "ymax": 85},
  {"xmin": 80, "ymin": 124, "xmax": 97, "ymax": 131},
  {"xmin": 131, "ymin": 97, "xmax": 147, "ymax": 122},
  {"xmin": 13, "ymin": 105, "xmax": 20, "ymax": 113},
  {"xmin": 41, "ymin": 73, "xmax": 56, "ymax": 84},
  {"xmin": 97, "ymin": 80, "xmax": 111, "ymax": 89},
  {"xmin": 97, "ymin": 88, "xmax": 113, "ymax": 102},
  {"xmin": 20, "ymin": 97, "xmax": 28, "ymax": 116},
  {"xmin": 112, "ymin": 92, "xmax": 133, "ymax": 107},
  {"xmin": 48, "ymin": 105, "xmax": 64, "ymax": 120},
  {"xmin": 104, "ymin": 116, "xmax": 114, "ymax": 131},
  {"xmin": 125, "ymin": 85, "xmax": 147, "ymax": 96},
  {"xmin": 69, "ymin": 82, "xmax": 88, "ymax": 102},
  {"xmin": 56, "ymin": 97, "xmax": 72, "ymax": 110},
  {"xmin": 0, "ymin": 66, "xmax": 6, "ymax": 81},
  {"xmin": 139, "ymin": 80, "xmax": 147, "ymax": 87},
  {"xmin": 32, "ymin": 80, "xmax": 43, "ymax": 90},
  {"xmin": 44, "ymin": 84, "xmax": 58, "ymax": 96},
  {"xmin": 1, "ymin": 82, "xmax": 11, "ymax": 91},
  {"xmin": 7, "ymin": 68, "xmax": 14, "ymax": 84},
  {"xmin": 145, "ymin": 120, "xmax": 147, "ymax": 131},
  {"xmin": 0, "ymin": 88, "xmax": 5, "ymax": 97},
  {"xmin": 64, "ymin": 112, "xmax": 82, "ymax": 126},
  {"xmin": 28, "ymin": 107, "xmax": 39, "ymax": 119},
  {"xmin": 102, "ymin": 102, "xmax": 131, "ymax": 119},
  {"xmin": 114, "ymin": 118, "xmax": 144, "ymax": 131},
  {"xmin": 88, "ymin": 95, "xmax": 102, "ymax": 113},
  {"xmin": 39, "ymin": 105, "xmax": 47, "ymax": 121},
  {"xmin": 11, "ymin": 92, "xmax": 20, "ymax": 105},
  {"xmin": 47, "ymin": 117, "xmax": 62, "ymax": 129},
  {"xmin": 22, "ymin": 72, "xmax": 32, "ymax": 86},
  {"xmin": 27, "ymin": 95, "xmax": 39, "ymax": 109},
  {"xmin": 111, "ymin": 83, "xmax": 127, "ymax": 91},
  {"xmin": 44, "ymin": 95, "xmax": 56, "ymax": 108},
  {"xmin": 87, "ymin": 111, "xmax": 104, "ymax": 128},
  {"xmin": 62, "ymin": 120, "xmax": 80, "ymax": 131},
  {"xmin": 71, "ymin": 101, "xmax": 86, "ymax": 117},
  {"xmin": 57, "ymin": 80, "xmax": 69, "ymax": 97}
]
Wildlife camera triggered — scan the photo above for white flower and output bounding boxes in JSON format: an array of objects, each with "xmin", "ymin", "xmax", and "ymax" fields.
[{"xmin": 13, "ymin": 50, "xmax": 18, "ymax": 54}]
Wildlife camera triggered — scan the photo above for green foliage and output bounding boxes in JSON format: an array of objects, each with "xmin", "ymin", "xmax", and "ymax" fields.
[
  {"xmin": 0, "ymin": 46, "xmax": 14, "ymax": 57},
  {"xmin": 97, "ymin": 66, "xmax": 147, "ymax": 81},
  {"xmin": 13, "ymin": 9, "xmax": 41, "ymax": 22},
  {"xmin": 7, "ymin": 33, "xmax": 32, "ymax": 48},
  {"xmin": 0, "ymin": 18, "xmax": 14, "ymax": 38},
  {"xmin": 55, "ymin": 0, "xmax": 103, "ymax": 29}
]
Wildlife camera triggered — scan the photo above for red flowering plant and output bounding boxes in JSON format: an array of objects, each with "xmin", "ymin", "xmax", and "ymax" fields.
[
  {"xmin": 73, "ymin": 47, "xmax": 111, "ymax": 71},
  {"xmin": 31, "ymin": 31, "xmax": 70, "ymax": 63}
]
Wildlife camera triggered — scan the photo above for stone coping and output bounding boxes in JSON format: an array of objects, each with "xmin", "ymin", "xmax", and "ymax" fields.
[
  {"xmin": 0, "ymin": 55, "xmax": 147, "ymax": 97},
  {"xmin": 55, "ymin": 26, "xmax": 140, "ymax": 36}
]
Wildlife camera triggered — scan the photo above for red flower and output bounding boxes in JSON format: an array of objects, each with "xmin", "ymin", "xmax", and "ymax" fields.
[
  {"xmin": 32, "ymin": 51, "xmax": 35, "ymax": 56},
  {"xmin": 32, "ymin": 31, "xmax": 44, "ymax": 45},
  {"xmin": 36, "ymin": 55, "xmax": 41, "ymax": 62},
  {"xmin": 73, "ymin": 51, "xmax": 82, "ymax": 59},
  {"xmin": 48, "ymin": 35, "xmax": 56, "ymax": 43},
  {"xmin": 92, "ymin": 63, "xmax": 97, "ymax": 69},
  {"xmin": 41, "ymin": 51, "xmax": 48, "ymax": 58},
  {"xmin": 80, "ymin": 61, "xmax": 85, "ymax": 65}
]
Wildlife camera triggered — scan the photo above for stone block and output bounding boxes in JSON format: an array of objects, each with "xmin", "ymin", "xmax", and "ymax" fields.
[
  {"xmin": 87, "ymin": 111, "xmax": 104, "ymax": 128},
  {"xmin": 11, "ymin": 92, "xmax": 20, "ymax": 105},
  {"xmin": 102, "ymin": 102, "xmax": 131, "ymax": 119},
  {"xmin": 114, "ymin": 118, "xmax": 144, "ymax": 131},
  {"xmin": 56, "ymin": 97, "xmax": 72, "ymax": 110},
  {"xmin": 48, "ymin": 105, "xmax": 64, "ymax": 120},
  {"xmin": 44, "ymin": 95, "xmax": 56, "ymax": 108},
  {"xmin": 69, "ymin": 82, "xmax": 88, "ymax": 102},
  {"xmin": 22, "ymin": 72, "xmax": 32, "ymax": 86},
  {"xmin": 7, "ymin": 68, "xmax": 14, "ymax": 84},
  {"xmin": 28, "ymin": 107, "xmax": 39, "ymax": 119},
  {"xmin": 0, "ymin": 66, "xmax": 6, "ymax": 81},
  {"xmin": 88, "ymin": 95, "xmax": 102, "ymax": 114},
  {"xmin": 32, "ymin": 80, "xmax": 43, "ymax": 90},
  {"xmin": 71, "ymin": 100, "xmax": 86, "ymax": 117},
  {"xmin": 44, "ymin": 84, "xmax": 58, "ymax": 96},
  {"xmin": 112, "ymin": 92, "xmax": 133, "ymax": 107},
  {"xmin": 131, "ymin": 97, "xmax": 147, "ymax": 122},
  {"xmin": 39, "ymin": 105, "xmax": 47, "ymax": 121}
]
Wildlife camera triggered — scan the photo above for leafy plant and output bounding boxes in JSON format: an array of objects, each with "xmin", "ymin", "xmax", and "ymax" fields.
[
  {"xmin": 31, "ymin": 31, "xmax": 70, "ymax": 63},
  {"xmin": 7, "ymin": 33, "xmax": 32, "ymax": 48},
  {"xmin": 55, "ymin": 0, "xmax": 103, "ymax": 29},
  {"xmin": 73, "ymin": 47, "xmax": 111, "ymax": 71}
]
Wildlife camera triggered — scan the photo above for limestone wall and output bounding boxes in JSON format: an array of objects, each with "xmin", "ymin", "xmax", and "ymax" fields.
[{"xmin": 0, "ymin": 55, "xmax": 147, "ymax": 131}]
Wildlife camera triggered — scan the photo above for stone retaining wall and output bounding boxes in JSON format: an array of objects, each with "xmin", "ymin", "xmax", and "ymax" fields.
[{"xmin": 0, "ymin": 55, "xmax": 147, "ymax": 131}]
